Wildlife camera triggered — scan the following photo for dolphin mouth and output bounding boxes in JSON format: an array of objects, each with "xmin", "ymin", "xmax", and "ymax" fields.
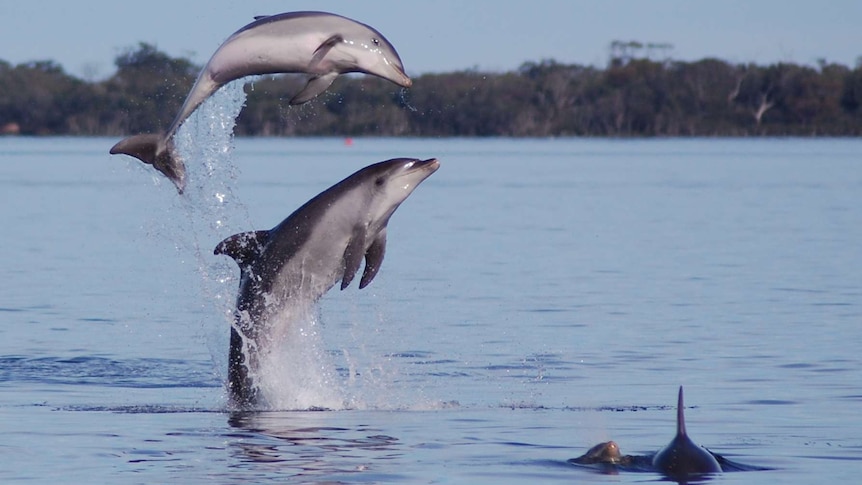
[
  {"xmin": 412, "ymin": 158, "xmax": 440, "ymax": 173},
  {"xmin": 391, "ymin": 65, "xmax": 412, "ymax": 87},
  {"xmin": 395, "ymin": 158, "xmax": 439, "ymax": 185}
]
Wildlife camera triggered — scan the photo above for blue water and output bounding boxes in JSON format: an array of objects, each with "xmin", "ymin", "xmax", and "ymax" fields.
[{"xmin": 1, "ymin": 134, "xmax": 861, "ymax": 483}]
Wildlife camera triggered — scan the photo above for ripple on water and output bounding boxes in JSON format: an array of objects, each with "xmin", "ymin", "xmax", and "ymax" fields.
[{"xmin": 0, "ymin": 355, "xmax": 220, "ymax": 389}]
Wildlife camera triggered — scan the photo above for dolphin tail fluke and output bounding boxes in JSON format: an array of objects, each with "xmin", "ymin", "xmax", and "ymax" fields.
[
  {"xmin": 677, "ymin": 385, "xmax": 687, "ymax": 437},
  {"xmin": 110, "ymin": 134, "xmax": 161, "ymax": 166},
  {"xmin": 215, "ymin": 230, "xmax": 270, "ymax": 279},
  {"xmin": 109, "ymin": 134, "xmax": 186, "ymax": 193}
]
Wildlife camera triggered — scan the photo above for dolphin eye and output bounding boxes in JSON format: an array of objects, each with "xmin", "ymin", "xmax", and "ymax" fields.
[
  {"xmin": 372, "ymin": 38, "xmax": 380, "ymax": 46},
  {"xmin": 374, "ymin": 177, "xmax": 385, "ymax": 187}
]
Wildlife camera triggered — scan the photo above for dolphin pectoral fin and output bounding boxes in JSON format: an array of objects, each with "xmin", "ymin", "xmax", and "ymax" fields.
[
  {"xmin": 290, "ymin": 72, "xmax": 339, "ymax": 105},
  {"xmin": 310, "ymin": 34, "xmax": 344, "ymax": 67},
  {"xmin": 359, "ymin": 229, "xmax": 387, "ymax": 289},
  {"xmin": 214, "ymin": 230, "xmax": 270, "ymax": 274},
  {"xmin": 340, "ymin": 227, "xmax": 367, "ymax": 290}
]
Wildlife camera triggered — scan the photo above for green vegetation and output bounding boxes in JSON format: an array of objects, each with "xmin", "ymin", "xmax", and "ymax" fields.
[{"xmin": 1, "ymin": 43, "xmax": 861, "ymax": 137}]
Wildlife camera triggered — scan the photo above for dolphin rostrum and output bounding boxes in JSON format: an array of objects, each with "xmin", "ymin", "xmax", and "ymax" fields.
[
  {"xmin": 110, "ymin": 11, "xmax": 412, "ymax": 192},
  {"xmin": 570, "ymin": 387, "xmax": 767, "ymax": 476},
  {"xmin": 214, "ymin": 158, "xmax": 439, "ymax": 408}
]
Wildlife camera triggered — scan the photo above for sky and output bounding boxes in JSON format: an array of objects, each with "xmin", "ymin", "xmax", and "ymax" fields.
[{"xmin": 1, "ymin": 0, "xmax": 860, "ymax": 80}]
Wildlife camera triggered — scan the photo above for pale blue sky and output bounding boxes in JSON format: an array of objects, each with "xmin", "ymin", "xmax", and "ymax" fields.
[{"xmin": 1, "ymin": 0, "xmax": 860, "ymax": 80}]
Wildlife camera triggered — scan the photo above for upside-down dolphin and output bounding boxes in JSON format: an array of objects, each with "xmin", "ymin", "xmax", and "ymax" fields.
[
  {"xmin": 214, "ymin": 157, "xmax": 439, "ymax": 408},
  {"xmin": 110, "ymin": 11, "xmax": 412, "ymax": 192},
  {"xmin": 569, "ymin": 387, "xmax": 768, "ymax": 478}
]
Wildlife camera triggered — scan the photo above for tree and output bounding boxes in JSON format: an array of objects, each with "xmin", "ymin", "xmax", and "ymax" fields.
[
  {"xmin": 0, "ymin": 60, "xmax": 88, "ymax": 134},
  {"xmin": 2, "ymin": 46, "xmax": 861, "ymax": 137},
  {"xmin": 100, "ymin": 43, "xmax": 199, "ymax": 134}
]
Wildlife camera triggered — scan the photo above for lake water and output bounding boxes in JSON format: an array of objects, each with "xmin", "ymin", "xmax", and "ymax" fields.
[{"xmin": 1, "ymin": 133, "xmax": 860, "ymax": 483}]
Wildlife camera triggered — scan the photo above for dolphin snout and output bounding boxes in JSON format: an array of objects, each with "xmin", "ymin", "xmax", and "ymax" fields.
[
  {"xmin": 386, "ymin": 63, "xmax": 412, "ymax": 88},
  {"xmin": 418, "ymin": 158, "xmax": 440, "ymax": 172}
]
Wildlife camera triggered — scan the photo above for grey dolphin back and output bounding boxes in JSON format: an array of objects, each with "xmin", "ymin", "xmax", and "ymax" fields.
[{"xmin": 651, "ymin": 386, "xmax": 722, "ymax": 476}]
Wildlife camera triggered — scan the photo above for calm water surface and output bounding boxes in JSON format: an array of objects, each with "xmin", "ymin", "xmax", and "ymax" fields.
[{"xmin": 1, "ymin": 135, "xmax": 860, "ymax": 483}]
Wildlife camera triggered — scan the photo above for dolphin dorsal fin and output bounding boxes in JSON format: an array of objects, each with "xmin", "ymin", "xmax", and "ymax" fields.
[
  {"xmin": 214, "ymin": 230, "xmax": 269, "ymax": 272},
  {"xmin": 677, "ymin": 386, "xmax": 687, "ymax": 437}
]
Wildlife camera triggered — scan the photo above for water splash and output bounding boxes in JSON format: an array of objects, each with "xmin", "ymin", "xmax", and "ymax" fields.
[
  {"xmin": 138, "ymin": 81, "xmax": 444, "ymax": 412},
  {"xmin": 173, "ymin": 78, "xmax": 250, "ymax": 240},
  {"xmin": 398, "ymin": 87, "xmax": 419, "ymax": 113},
  {"xmin": 125, "ymin": 81, "xmax": 244, "ymax": 402},
  {"xmin": 250, "ymin": 305, "xmax": 346, "ymax": 410},
  {"xmin": 152, "ymin": 80, "xmax": 353, "ymax": 411},
  {"xmin": 155, "ymin": 81, "xmax": 251, "ymax": 388}
]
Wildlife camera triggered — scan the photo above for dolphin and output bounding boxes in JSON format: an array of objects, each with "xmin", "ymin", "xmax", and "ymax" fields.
[
  {"xmin": 213, "ymin": 157, "xmax": 439, "ymax": 408},
  {"xmin": 110, "ymin": 11, "xmax": 412, "ymax": 192},
  {"xmin": 651, "ymin": 386, "xmax": 722, "ymax": 477},
  {"xmin": 570, "ymin": 387, "xmax": 768, "ymax": 477}
]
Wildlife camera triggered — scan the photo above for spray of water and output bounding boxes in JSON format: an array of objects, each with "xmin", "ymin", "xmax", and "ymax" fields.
[
  {"xmin": 398, "ymin": 87, "xmax": 419, "ymax": 113},
  {"xmin": 142, "ymin": 80, "xmax": 447, "ymax": 411},
  {"xmin": 251, "ymin": 304, "xmax": 345, "ymax": 410},
  {"xmin": 146, "ymin": 80, "xmax": 350, "ymax": 410}
]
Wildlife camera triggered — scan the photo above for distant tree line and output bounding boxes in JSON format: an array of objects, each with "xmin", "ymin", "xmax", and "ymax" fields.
[{"xmin": 1, "ymin": 42, "xmax": 861, "ymax": 137}]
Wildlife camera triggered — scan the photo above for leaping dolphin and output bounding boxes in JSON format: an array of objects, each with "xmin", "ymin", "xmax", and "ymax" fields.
[
  {"xmin": 214, "ymin": 157, "xmax": 439, "ymax": 408},
  {"xmin": 110, "ymin": 11, "xmax": 412, "ymax": 192},
  {"xmin": 570, "ymin": 387, "xmax": 769, "ymax": 477}
]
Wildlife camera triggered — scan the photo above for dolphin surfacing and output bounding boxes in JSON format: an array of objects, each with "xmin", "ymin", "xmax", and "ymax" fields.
[
  {"xmin": 570, "ymin": 387, "xmax": 768, "ymax": 477},
  {"xmin": 651, "ymin": 386, "xmax": 722, "ymax": 477},
  {"xmin": 110, "ymin": 11, "xmax": 412, "ymax": 192},
  {"xmin": 214, "ymin": 158, "xmax": 439, "ymax": 408}
]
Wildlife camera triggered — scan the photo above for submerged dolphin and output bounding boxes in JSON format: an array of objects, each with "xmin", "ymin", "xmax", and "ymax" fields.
[
  {"xmin": 110, "ymin": 11, "xmax": 412, "ymax": 192},
  {"xmin": 214, "ymin": 158, "xmax": 439, "ymax": 408},
  {"xmin": 570, "ymin": 387, "xmax": 768, "ymax": 477}
]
